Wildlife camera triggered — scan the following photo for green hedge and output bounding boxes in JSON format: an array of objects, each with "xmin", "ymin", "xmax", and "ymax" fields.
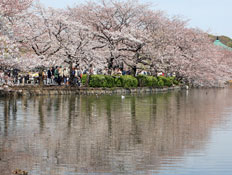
[
  {"xmin": 81, "ymin": 74, "xmax": 88, "ymax": 85},
  {"xmin": 119, "ymin": 75, "xmax": 138, "ymax": 88},
  {"xmin": 104, "ymin": 75, "xmax": 115, "ymax": 88},
  {"xmin": 167, "ymin": 76, "xmax": 179, "ymax": 85},
  {"xmin": 88, "ymin": 75, "xmax": 114, "ymax": 88},
  {"xmin": 136, "ymin": 75, "xmax": 177, "ymax": 87},
  {"xmin": 81, "ymin": 75, "xmax": 138, "ymax": 88},
  {"xmin": 114, "ymin": 76, "xmax": 123, "ymax": 87},
  {"xmin": 136, "ymin": 75, "xmax": 158, "ymax": 87},
  {"xmin": 157, "ymin": 76, "xmax": 173, "ymax": 87},
  {"xmin": 158, "ymin": 79, "xmax": 164, "ymax": 87},
  {"xmin": 81, "ymin": 74, "xmax": 178, "ymax": 88},
  {"xmin": 89, "ymin": 75, "xmax": 106, "ymax": 87}
]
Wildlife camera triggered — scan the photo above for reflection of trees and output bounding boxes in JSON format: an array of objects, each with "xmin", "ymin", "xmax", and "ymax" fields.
[
  {"xmin": 38, "ymin": 97, "xmax": 44, "ymax": 132},
  {"xmin": 0, "ymin": 89, "xmax": 232, "ymax": 174},
  {"xmin": 3, "ymin": 98, "xmax": 10, "ymax": 136},
  {"xmin": 2, "ymin": 97, "xmax": 19, "ymax": 136},
  {"xmin": 0, "ymin": 97, "xmax": 34, "ymax": 175},
  {"xmin": 67, "ymin": 95, "xmax": 76, "ymax": 129}
]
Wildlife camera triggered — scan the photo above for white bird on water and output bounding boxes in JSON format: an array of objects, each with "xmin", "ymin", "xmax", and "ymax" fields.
[{"xmin": 121, "ymin": 95, "xmax": 125, "ymax": 99}]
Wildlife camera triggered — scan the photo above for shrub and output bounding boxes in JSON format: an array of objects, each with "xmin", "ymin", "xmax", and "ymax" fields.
[
  {"xmin": 89, "ymin": 75, "xmax": 107, "ymax": 87},
  {"xmin": 168, "ymin": 76, "xmax": 179, "ymax": 85},
  {"xmin": 158, "ymin": 76, "xmax": 172, "ymax": 87},
  {"xmin": 114, "ymin": 76, "xmax": 123, "ymax": 87},
  {"xmin": 104, "ymin": 75, "xmax": 115, "ymax": 88},
  {"xmin": 136, "ymin": 75, "xmax": 148, "ymax": 87},
  {"xmin": 157, "ymin": 79, "xmax": 164, "ymax": 87},
  {"xmin": 166, "ymin": 76, "xmax": 180, "ymax": 85},
  {"xmin": 136, "ymin": 75, "xmax": 158, "ymax": 87},
  {"xmin": 173, "ymin": 79, "xmax": 179, "ymax": 85},
  {"xmin": 88, "ymin": 75, "xmax": 116, "ymax": 88},
  {"xmin": 120, "ymin": 75, "xmax": 138, "ymax": 88},
  {"xmin": 81, "ymin": 74, "xmax": 88, "ymax": 85},
  {"xmin": 149, "ymin": 76, "xmax": 159, "ymax": 87},
  {"xmin": 81, "ymin": 74, "xmax": 179, "ymax": 88}
]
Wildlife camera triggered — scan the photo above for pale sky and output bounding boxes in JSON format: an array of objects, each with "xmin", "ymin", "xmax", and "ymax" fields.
[{"xmin": 39, "ymin": 0, "xmax": 232, "ymax": 38}]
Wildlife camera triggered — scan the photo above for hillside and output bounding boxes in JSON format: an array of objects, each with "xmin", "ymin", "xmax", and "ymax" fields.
[{"xmin": 209, "ymin": 34, "xmax": 232, "ymax": 48}]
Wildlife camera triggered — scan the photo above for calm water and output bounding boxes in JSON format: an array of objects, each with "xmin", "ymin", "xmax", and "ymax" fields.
[{"xmin": 1, "ymin": 88, "xmax": 232, "ymax": 175}]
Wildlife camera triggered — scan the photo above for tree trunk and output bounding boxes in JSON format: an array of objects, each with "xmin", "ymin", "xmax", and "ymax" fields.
[
  {"xmin": 39, "ymin": 70, "xmax": 44, "ymax": 86},
  {"xmin": 85, "ymin": 66, "xmax": 93, "ymax": 87},
  {"xmin": 85, "ymin": 74, "xmax": 90, "ymax": 87},
  {"xmin": 131, "ymin": 66, "xmax": 137, "ymax": 77},
  {"xmin": 107, "ymin": 55, "xmax": 114, "ymax": 75},
  {"xmin": 69, "ymin": 61, "xmax": 74, "ymax": 86}
]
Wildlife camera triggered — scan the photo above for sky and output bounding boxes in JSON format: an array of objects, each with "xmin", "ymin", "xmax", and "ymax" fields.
[{"xmin": 39, "ymin": 0, "xmax": 232, "ymax": 38}]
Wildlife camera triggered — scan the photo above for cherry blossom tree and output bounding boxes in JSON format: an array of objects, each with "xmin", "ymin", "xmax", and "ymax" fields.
[
  {"xmin": 1, "ymin": 0, "xmax": 230, "ymax": 87},
  {"xmin": 13, "ymin": 3, "xmax": 61, "ymax": 61},
  {"xmin": 0, "ymin": 0, "xmax": 33, "ymax": 17},
  {"xmin": 68, "ymin": 0, "xmax": 150, "ymax": 74},
  {"xmin": 0, "ymin": 0, "xmax": 33, "ymax": 68},
  {"xmin": 161, "ymin": 27, "xmax": 231, "ymax": 87},
  {"xmin": 14, "ymin": 3, "xmax": 105, "ymax": 84},
  {"xmin": 49, "ymin": 12, "xmax": 106, "ymax": 84}
]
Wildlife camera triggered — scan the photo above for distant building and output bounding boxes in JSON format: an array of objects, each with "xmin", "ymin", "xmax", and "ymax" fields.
[{"xmin": 214, "ymin": 37, "xmax": 232, "ymax": 51}]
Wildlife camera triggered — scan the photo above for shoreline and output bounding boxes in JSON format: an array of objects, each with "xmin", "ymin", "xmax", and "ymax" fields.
[{"xmin": 0, "ymin": 85, "xmax": 183, "ymax": 97}]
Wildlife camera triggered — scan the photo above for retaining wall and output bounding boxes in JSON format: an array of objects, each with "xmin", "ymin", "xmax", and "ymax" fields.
[{"xmin": 0, "ymin": 85, "xmax": 182, "ymax": 97}]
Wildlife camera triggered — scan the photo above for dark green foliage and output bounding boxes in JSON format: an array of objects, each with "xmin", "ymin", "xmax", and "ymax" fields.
[
  {"xmin": 114, "ymin": 76, "xmax": 123, "ymax": 87},
  {"xmin": 82, "ymin": 74, "xmax": 178, "ymax": 88},
  {"xmin": 136, "ymin": 75, "xmax": 158, "ymax": 87},
  {"xmin": 104, "ymin": 75, "xmax": 115, "ymax": 88},
  {"xmin": 89, "ymin": 75, "xmax": 107, "ymax": 87},
  {"xmin": 120, "ymin": 75, "xmax": 138, "ymax": 88},
  {"xmin": 81, "ymin": 74, "xmax": 88, "ymax": 85},
  {"xmin": 158, "ymin": 79, "xmax": 164, "ymax": 87},
  {"xmin": 168, "ymin": 76, "xmax": 180, "ymax": 85},
  {"xmin": 146, "ymin": 76, "xmax": 158, "ymax": 87},
  {"xmin": 168, "ymin": 76, "xmax": 179, "ymax": 85},
  {"xmin": 158, "ymin": 76, "xmax": 173, "ymax": 87},
  {"xmin": 137, "ymin": 75, "xmax": 178, "ymax": 87},
  {"xmin": 88, "ymin": 75, "xmax": 137, "ymax": 88},
  {"xmin": 173, "ymin": 79, "xmax": 179, "ymax": 85}
]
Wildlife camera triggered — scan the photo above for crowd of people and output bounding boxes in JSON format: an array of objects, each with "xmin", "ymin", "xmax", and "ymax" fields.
[
  {"xmin": 0, "ymin": 66, "xmax": 155, "ymax": 86},
  {"xmin": 0, "ymin": 66, "xmax": 82, "ymax": 86}
]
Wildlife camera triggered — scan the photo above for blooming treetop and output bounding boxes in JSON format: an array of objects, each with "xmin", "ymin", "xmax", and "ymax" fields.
[
  {"xmin": 1, "ymin": 0, "xmax": 232, "ymax": 87},
  {"xmin": 0, "ymin": 0, "xmax": 33, "ymax": 68}
]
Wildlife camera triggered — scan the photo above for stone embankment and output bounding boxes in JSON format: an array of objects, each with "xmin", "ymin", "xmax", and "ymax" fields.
[{"xmin": 0, "ymin": 85, "xmax": 182, "ymax": 97}]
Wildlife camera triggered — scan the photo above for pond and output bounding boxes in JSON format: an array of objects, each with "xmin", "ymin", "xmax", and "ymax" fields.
[{"xmin": 1, "ymin": 88, "xmax": 232, "ymax": 175}]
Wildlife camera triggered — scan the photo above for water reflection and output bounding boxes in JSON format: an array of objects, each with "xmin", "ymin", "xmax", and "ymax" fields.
[{"xmin": 0, "ymin": 89, "xmax": 232, "ymax": 175}]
